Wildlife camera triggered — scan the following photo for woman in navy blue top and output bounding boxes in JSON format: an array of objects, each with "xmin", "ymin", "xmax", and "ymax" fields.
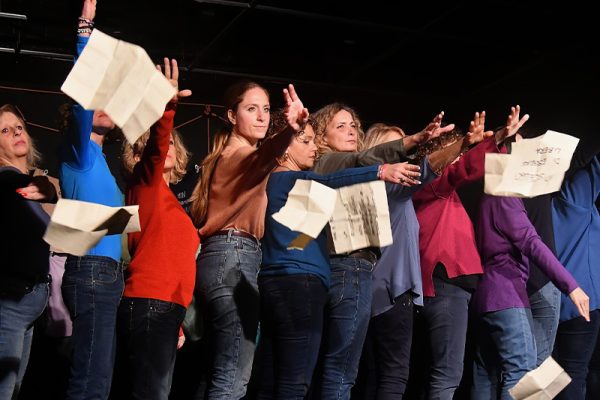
[{"xmin": 257, "ymin": 121, "xmax": 413, "ymax": 399}]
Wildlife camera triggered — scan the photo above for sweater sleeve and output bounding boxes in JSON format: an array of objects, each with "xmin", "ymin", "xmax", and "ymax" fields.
[
  {"xmin": 133, "ymin": 103, "xmax": 176, "ymax": 185},
  {"xmin": 426, "ymin": 137, "xmax": 498, "ymax": 198},
  {"xmin": 63, "ymin": 35, "xmax": 94, "ymax": 170},
  {"xmin": 493, "ymin": 196, "xmax": 578, "ymax": 294},
  {"xmin": 302, "ymin": 165, "xmax": 379, "ymax": 188},
  {"xmin": 386, "ymin": 156, "xmax": 437, "ymax": 199},
  {"xmin": 313, "ymin": 139, "xmax": 409, "ymax": 174},
  {"xmin": 559, "ymin": 156, "xmax": 600, "ymax": 209}
]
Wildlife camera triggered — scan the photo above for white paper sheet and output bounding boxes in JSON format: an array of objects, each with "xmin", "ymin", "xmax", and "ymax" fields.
[
  {"xmin": 61, "ymin": 29, "xmax": 176, "ymax": 144},
  {"xmin": 485, "ymin": 130, "xmax": 579, "ymax": 197},
  {"xmin": 328, "ymin": 180, "xmax": 393, "ymax": 254},
  {"xmin": 43, "ymin": 199, "xmax": 141, "ymax": 256},
  {"xmin": 509, "ymin": 356, "xmax": 571, "ymax": 400}
]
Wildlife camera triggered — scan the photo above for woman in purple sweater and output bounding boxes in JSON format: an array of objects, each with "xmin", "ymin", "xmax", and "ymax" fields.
[{"xmin": 470, "ymin": 156, "xmax": 590, "ymax": 399}]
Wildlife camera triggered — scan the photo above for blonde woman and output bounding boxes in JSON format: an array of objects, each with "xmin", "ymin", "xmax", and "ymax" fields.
[
  {"xmin": 309, "ymin": 103, "xmax": 454, "ymax": 399},
  {"xmin": 190, "ymin": 82, "xmax": 308, "ymax": 399},
  {"xmin": 0, "ymin": 104, "xmax": 56, "ymax": 399}
]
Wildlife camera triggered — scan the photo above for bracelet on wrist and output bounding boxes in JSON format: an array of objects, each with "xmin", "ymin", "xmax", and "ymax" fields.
[{"xmin": 77, "ymin": 27, "xmax": 93, "ymax": 35}]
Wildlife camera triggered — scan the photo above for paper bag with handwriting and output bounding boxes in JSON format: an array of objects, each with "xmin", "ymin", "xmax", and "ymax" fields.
[
  {"xmin": 328, "ymin": 180, "xmax": 392, "ymax": 254},
  {"xmin": 485, "ymin": 130, "xmax": 579, "ymax": 197}
]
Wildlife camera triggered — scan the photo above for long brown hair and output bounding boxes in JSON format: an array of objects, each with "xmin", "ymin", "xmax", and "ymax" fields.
[
  {"xmin": 0, "ymin": 104, "xmax": 41, "ymax": 169},
  {"xmin": 189, "ymin": 80, "xmax": 269, "ymax": 227},
  {"xmin": 311, "ymin": 103, "xmax": 365, "ymax": 155}
]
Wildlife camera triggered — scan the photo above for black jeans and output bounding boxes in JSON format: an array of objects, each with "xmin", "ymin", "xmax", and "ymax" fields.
[
  {"xmin": 114, "ymin": 297, "xmax": 186, "ymax": 400},
  {"xmin": 422, "ymin": 277, "xmax": 471, "ymax": 400},
  {"xmin": 361, "ymin": 291, "xmax": 414, "ymax": 400},
  {"xmin": 553, "ymin": 309, "xmax": 600, "ymax": 400},
  {"xmin": 256, "ymin": 274, "xmax": 327, "ymax": 399}
]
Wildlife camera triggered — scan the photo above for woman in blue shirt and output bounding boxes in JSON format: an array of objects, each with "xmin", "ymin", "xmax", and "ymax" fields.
[{"xmin": 256, "ymin": 119, "xmax": 413, "ymax": 399}]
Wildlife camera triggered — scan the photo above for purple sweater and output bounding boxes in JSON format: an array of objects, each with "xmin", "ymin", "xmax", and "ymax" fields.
[{"xmin": 471, "ymin": 194, "xmax": 578, "ymax": 315}]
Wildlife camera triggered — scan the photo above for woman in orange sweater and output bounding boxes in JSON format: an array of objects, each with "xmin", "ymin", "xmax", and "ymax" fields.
[{"xmin": 115, "ymin": 58, "xmax": 198, "ymax": 400}]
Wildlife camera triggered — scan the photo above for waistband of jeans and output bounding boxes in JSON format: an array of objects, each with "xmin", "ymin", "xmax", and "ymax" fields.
[
  {"xmin": 208, "ymin": 229, "xmax": 260, "ymax": 245},
  {"xmin": 331, "ymin": 248, "xmax": 378, "ymax": 265},
  {"xmin": 66, "ymin": 254, "xmax": 125, "ymax": 268}
]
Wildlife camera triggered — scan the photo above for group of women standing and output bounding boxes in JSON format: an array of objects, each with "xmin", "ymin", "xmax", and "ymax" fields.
[{"xmin": 2, "ymin": 1, "xmax": 600, "ymax": 400}]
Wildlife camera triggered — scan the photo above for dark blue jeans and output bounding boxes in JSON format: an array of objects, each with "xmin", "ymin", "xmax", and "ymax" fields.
[
  {"xmin": 195, "ymin": 232, "xmax": 261, "ymax": 400},
  {"xmin": 316, "ymin": 256, "xmax": 374, "ymax": 400},
  {"xmin": 361, "ymin": 291, "xmax": 414, "ymax": 400},
  {"xmin": 472, "ymin": 308, "xmax": 537, "ymax": 400},
  {"xmin": 0, "ymin": 282, "xmax": 48, "ymax": 399},
  {"xmin": 553, "ymin": 309, "xmax": 600, "ymax": 400},
  {"xmin": 257, "ymin": 273, "xmax": 327, "ymax": 399},
  {"xmin": 422, "ymin": 277, "xmax": 471, "ymax": 400},
  {"xmin": 115, "ymin": 297, "xmax": 186, "ymax": 400},
  {"xmin": 61, "ymin": 255, "xmax": 123, "ymax": 400},
  {"xmin": 529, "ymin": 281, "xmax": 561, "ymax": 365}
]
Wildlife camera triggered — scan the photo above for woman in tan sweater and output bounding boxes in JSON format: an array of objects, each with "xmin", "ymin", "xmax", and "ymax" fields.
[{"xmin": 190, "ymin": 81, "xmax": 308, "ymax": 400}]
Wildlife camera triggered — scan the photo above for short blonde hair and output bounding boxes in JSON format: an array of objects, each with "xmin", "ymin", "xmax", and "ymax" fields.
[
  {"xmin": 311, "ymin": 103, "xmax": 365, "ymax": 155},
  {"xmin": 364, "ymin": 123, "xmax": 406, "ymax": 149},
  {"xmin": 122, "ymin": 128, "xmax": 190, "ymax": 184},
  {"xmin": 0, "ymin": 104, "xmax": 41, "ymax": 169}
]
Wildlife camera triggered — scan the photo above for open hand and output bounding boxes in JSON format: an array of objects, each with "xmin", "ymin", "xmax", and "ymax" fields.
[
  {"xmin": 495, "ymin": 105, "xmax": 529, "ymax": 143},
  {"xmin": 283, "ymin": 84, "xmax": 309, "ymax": 132},
  {"xmin": 157, "ymin": 58, "xmax": 192, "ymax": 102},
  {"xmin": 382, "ymin": 162, "xmax": 421, "ymax": 186},
  {"xmin": 413, "ymin": 112, "xmax": 456, "ymax": 145},
  {"xmin": 464, "ymin": 111, "xmax": 494, "ymax": 147},
  {"xmin": 569, "ymin": 287, "xmax": 590, "ymax": 322}
]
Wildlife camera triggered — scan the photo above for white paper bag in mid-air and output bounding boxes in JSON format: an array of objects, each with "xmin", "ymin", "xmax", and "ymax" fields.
[
  {"xmin": 329, "ymin": 180, "xmax": 392, "ymax": 254},
  {"xmin": 485, "ymin": 130, "xmax": 579, "ymax": 198},
  {"xmin": 43, "ymin": 199, "xmax": 141, "ymax": 256},
  {"xmin": 272, "ymin": 180, "xmax": 337, "ymax": 249},
  {"xmin": 61, "ymin": 29, "xmax": 176, "ymax": 144},
  {"xmin": 508, "ymin": 356, "xmax": 571, "ymax": 400}
]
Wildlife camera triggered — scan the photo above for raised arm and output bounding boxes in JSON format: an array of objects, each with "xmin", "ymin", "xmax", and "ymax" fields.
[
  {"xmin": 557, "ymin": 156, "xmax": 600, "ymax": 209},
  {"xmin": 403, "ymin": 111, "xmax": 456, "ymax": 153},
  {"xmin": 134, "ymin": 58, "xmax": 191, "ymax": 185},
  {"xmin": 63, "ymin": 0, "xmax": 97, "ymax": 169},
  {"xmin": 254, "ymin": 84, "xmax": 308, "ymax": 169}
]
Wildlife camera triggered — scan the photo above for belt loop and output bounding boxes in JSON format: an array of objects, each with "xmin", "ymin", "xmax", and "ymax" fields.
[{"xmin": 226, "ymin": 229, "xmax": 233, "ymax": 243}]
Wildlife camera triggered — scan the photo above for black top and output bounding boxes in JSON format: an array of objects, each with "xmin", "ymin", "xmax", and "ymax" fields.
[{"xmin": 0, "ymin": 167, "xmax": 50, "ymax": 287}]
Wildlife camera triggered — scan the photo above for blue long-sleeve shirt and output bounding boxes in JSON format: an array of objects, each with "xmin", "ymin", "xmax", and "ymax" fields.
[
  {"xmin": 260, "ymin": 165, "xmax": 380, "ymax": 288},
  {"xmin": 552, "ymin": 156, "xmax": 600, "ymax": 322},
  {"xmin": 371, "ymin": 158, "xmax": 436, "ymax": 315},
  {"xmin": 58, "ymin": 35, "xmax": 123, "ymax": 261}
]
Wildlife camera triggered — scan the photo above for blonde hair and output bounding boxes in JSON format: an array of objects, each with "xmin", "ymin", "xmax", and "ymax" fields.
[
  {"xmin": 311, "ymin": 103, "xmax": 365, "ymax": 155},
  {"xmin": 0, "ymin": 104, "xmax": 41, "ymax": 170},
  {"xmin": 189, "ymin": 80, "xmax": 269, "ymax": 227},
  {"xmin": 122, "ymin": 128, "xmax": 190, "ymax": 184},
  {"xmin": 364, "ymin": 123, "xmax": 406, "ymax": 149}
]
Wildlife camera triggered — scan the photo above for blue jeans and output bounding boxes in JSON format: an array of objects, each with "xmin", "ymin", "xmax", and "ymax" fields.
[
  {"xmin": 529, "ymin": 281, "xmax": 561, "ymax": 365},
  {"xmin": 317, "ymin": 256, "xmax": 374, "ymax": 400},
  {"xmin": 257, "ymin": 274, "xmax": 327, "ymax": 399},
  {"xmin": 553, "ymin": 310, "xmax": 600, "ymax": 400},
  {"xmin": 422, "ymin": 278, "xmax": 471, "ymax": 400},
  {"xmin": 0, "ymin": 282, "xmax": 48, "ymax": 400},
  {"xmin": 115, "ymin": 297, "xmax": 186, "ymax": 400},
  {"xmin": 195, "ymin": 232, "xmax": 261, "ymax": 400},
  {"xmin": 472, "ymin": 307, "xmax": 537, "ymax": 400},
  {"xmin": 61, "ymin": 255, "xmax": 124, "ymax": 400}
]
